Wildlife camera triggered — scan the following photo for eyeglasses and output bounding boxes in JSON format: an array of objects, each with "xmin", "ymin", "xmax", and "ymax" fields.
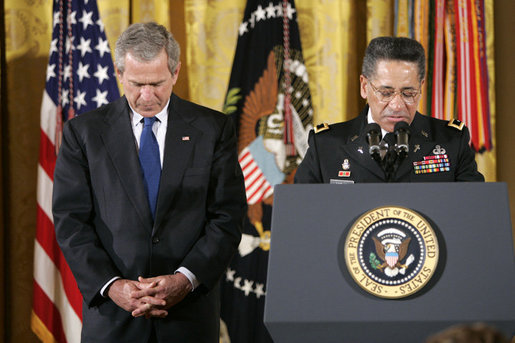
[{"xmin": 368, "ymin": 80, "xmax": 421, "ymax": 104}]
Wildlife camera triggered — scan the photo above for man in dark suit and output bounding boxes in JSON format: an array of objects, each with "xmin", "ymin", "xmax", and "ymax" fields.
[
  {"xmin": 52, "ymin": 22, "xmax": 246, "ymax": 342},
  {"xmin": 295, "ymin": 36, "xmax": 484, "ymax": 183}
]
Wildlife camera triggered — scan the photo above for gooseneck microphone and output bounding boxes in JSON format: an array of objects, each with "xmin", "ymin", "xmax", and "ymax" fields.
[
  {"xmin": 365, "ymin": 123, "xmax": 382, "ymax": 161},
  {"xmin": 394, "ymin": 121, "xmax": 410, "ymax": 155},
  {"xmin": 365, "ymin": 121, "xmax": 411, "ymax": 182}
]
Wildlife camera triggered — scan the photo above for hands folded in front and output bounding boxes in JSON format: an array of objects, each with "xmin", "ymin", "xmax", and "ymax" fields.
[{"xmin": 107, "ymin": 273, "xmax": 193, "ymax": 318}]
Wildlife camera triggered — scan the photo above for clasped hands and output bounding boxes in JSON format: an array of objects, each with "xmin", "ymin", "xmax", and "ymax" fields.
[{"xmin": 107, "ymin": 273, "xmax": 192, "ymax": 318}]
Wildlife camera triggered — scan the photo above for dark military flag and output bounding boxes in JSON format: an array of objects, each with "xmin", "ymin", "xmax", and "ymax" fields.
[{"xmin": 220, "ymin": 1, "xmax": 313, "ymax": 342}]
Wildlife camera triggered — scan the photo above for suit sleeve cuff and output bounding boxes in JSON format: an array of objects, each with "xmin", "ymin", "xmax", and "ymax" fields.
[
  {"xmin": 175, "ymin": 267, "xmax": 199, "ymax": 291},
  {"xmin": 100, "ymin": 276, "xmax": 121, "ymax": 297}
]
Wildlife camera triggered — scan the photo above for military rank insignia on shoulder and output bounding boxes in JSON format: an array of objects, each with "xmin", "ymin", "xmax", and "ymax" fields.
[
  {"xmin": 447, "ymin": 119, "xmax": 464, "ymax": 131},
  {"xmin": 314, "ymin": 123, "xmax": 330, "ymax": 134}
]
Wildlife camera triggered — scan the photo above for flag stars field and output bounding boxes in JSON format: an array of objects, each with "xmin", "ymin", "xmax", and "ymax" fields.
[
  {"xmin": 79, "ymin": 9, "xmax": 94, "ymax": 30},
  {"xmin": 46, "ymin": 64, "xmax": 56, "ymax": 81},
  {"xmin": 76, "ymin": 61, "xmax": 90, "ymax": 82},
  {"xmin": 74, "ymin": 90, "xmax": 87, "ymax": 109},
  {"xmin": 238, "ymin": 2, "xmax": 297, "ymax": 37},
  {"xmin": 96, "ymin": 18, "xmax": 105, "ymax": 32},
  {"xmin": 95, "ymin": 37, "xmax": 110, "ymax": 57},
  {"xmin": 92, "ymin": 89, "xmax": 109, "ymax": 107},
  {"xmin": 94, "ymin": 64, "xmax": 109, "ymax": 84},
  {"xmin": 77, "ymin": 37, "xmax": 92, "ymax": 57}
]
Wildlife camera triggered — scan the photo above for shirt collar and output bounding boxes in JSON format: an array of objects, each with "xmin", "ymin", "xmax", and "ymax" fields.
[
  {"xmin": 130, "ymin": 99, "xmax": 170, "ymax": 127},
  {"xmin": 367, "ymin": 107, "xmax": 389, "ymax": 138}
]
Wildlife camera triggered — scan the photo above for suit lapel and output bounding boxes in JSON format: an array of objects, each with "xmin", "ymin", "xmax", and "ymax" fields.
[
  {"xmin": 100, "ymin": 97, "xmax": 154, "ymax": 230},
  {"xmin": 154, "ymin": 95, "xmax": 201, "ymax": 228}
]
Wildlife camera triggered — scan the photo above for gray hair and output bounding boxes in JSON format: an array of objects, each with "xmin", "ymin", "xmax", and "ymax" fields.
[
  {"xmin": 115, "ymin": 22, "xmax": 180, "ymax": 74},
  {"xmin": 361, "ymin": 36, "xmax": 426, "ymax": 82}
]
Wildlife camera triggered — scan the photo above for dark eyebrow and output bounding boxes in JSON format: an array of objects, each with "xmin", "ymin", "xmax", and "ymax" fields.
[{"xmin": 130, "ymin": 80, "xmax": 165, "ymax": 87}]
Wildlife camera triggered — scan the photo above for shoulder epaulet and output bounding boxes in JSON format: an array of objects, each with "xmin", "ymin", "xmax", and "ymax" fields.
[
  {"xmin": 314, "ymin": 123, "xmax": 330, "ymax": 134},
  {"xmin": 447, "ymin": 119, "xmax": 464, "ymax": 131}
]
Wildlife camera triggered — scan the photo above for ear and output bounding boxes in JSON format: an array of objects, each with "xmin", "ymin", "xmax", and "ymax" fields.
[
  {"xmin": 359, "ymin": 75, "xmax": 368, "ymax": 100},
  {"xmin": 171, "ymin": 62, "xmax": 181, "ymax": 85},
  {"xmin": 115, "ymin": 66, "xmax": 123, "ymax": 84}
]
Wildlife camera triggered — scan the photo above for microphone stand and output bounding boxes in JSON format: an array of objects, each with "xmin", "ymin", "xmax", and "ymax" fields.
[
  {"xmin": 385, "ymin": 145, "xmax": 408, "ymax": 182},
  {"xmin": 367, "ymin": 122, "xmax": 410, "ymax": 182}
]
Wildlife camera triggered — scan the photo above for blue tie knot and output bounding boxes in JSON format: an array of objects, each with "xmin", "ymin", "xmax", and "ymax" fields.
[{"xmin": 143, "ymin": 116, "xmax": 157, "ymax": 127}]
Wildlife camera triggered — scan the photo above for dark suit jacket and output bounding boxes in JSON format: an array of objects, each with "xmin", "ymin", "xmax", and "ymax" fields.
[
  {"xmin": 52, "ymin": 94, "xmax": 247, "ymax": 343},
  {"xmin": 295, "ymin": 106, "xmax": 484, "ymax": 183}
]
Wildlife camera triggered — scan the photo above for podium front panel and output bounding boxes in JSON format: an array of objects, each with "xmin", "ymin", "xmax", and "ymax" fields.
[{"xmin": 264, "ymin": 183, "xmax": 515, "ymax": 342}]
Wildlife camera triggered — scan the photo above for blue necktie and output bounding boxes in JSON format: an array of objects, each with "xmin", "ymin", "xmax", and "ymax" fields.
[{"xmin": 139, "ymin": 117, "xmax": 161, "ymax": 219}]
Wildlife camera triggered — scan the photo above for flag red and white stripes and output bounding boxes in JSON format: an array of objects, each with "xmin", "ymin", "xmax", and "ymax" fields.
[{"xmin": 239, "ymin": 149, "xmax": 273, "ymax": 205}]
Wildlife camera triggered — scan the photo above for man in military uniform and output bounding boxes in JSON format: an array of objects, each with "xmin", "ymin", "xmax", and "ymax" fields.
[{"xmin": 295, "ymin": 36, "xmax": 484, "ymax": 183}]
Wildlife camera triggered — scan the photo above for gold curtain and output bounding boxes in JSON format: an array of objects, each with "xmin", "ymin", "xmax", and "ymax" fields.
[
  {"xmin": 476, "ymin": 0, "xmax": 496, "ymax": 181},
  {"xmin": 366, "ymin": 0, "xmax": 393, "ymax": 41},
  {"xmin": 296, "ymin": 0, "xmax": 366, "ymax": 125},
  {"xmin": 184, "ymin": 0, "xmax": 245, "ymax": 111},
  {"xmin": 4, "ymin": 2, "xmax": 53, "ymax": 342},
  {"xmin": 131, "ymin": 0, "xmax": 170, "ymax": 28}
]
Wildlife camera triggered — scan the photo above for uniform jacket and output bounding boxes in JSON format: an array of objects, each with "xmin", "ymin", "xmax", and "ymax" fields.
[
  {"xmin": 295, "ymin": 106, "xmax": 484, "ymax": 183},
  {"xmin": 52, "ymin": 94, "xmax": 247, "ymax": 343}
]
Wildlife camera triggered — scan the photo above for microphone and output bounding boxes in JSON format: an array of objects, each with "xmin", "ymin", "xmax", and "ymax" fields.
[
  {"xmin": 365, "ymin": 123, "xmax": 382, "ymax": 156},
  {"xmin": 394, "ymin": 121, "xmax": 410, "ymax": 154}
]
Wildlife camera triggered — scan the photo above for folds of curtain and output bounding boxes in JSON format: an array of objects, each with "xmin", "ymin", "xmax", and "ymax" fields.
[
  {"xmin": 184, "ymin": 0, "xmax": 245, "ymax": 111},
  {"xmin": 476, "ymin": 0, "xmax": 495, "ymax": 181},
  {"xmin": 4, "ymin": 2, "xmax": 53, "ymax": 340},
  {"xmin": 296, "ymin": 0, "xmax": 365, "ymax": 125},
  {"xmin": 367, "ymin": 0, "xmax": 394, "ymax": 41}
]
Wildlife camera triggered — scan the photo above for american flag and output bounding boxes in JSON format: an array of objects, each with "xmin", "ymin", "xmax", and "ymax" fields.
[{"xmin": 32, "ymin": 1, "xmax": 119, "ymax": 342}]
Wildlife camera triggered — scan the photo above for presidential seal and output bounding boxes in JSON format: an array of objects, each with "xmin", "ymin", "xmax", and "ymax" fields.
[{"xmin": 344, "ymin": 206, "xmax": 439, "ymax": 299}]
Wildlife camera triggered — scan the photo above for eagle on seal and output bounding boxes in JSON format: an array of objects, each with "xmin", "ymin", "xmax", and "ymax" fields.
[{"xmin": 372, "ymin": 236, "xmax": 411, "ymax": 271}]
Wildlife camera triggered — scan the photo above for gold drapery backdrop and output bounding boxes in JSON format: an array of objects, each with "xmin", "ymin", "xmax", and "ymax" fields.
[{"xmin": 2, "ymin": 0, "xmax": 511, "ymax": 341}]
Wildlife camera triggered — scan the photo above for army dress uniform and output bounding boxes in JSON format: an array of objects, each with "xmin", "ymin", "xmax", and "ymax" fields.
[{"xmin": 295, "ymin": 106, "xmax": 484, "ymax": 184}]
